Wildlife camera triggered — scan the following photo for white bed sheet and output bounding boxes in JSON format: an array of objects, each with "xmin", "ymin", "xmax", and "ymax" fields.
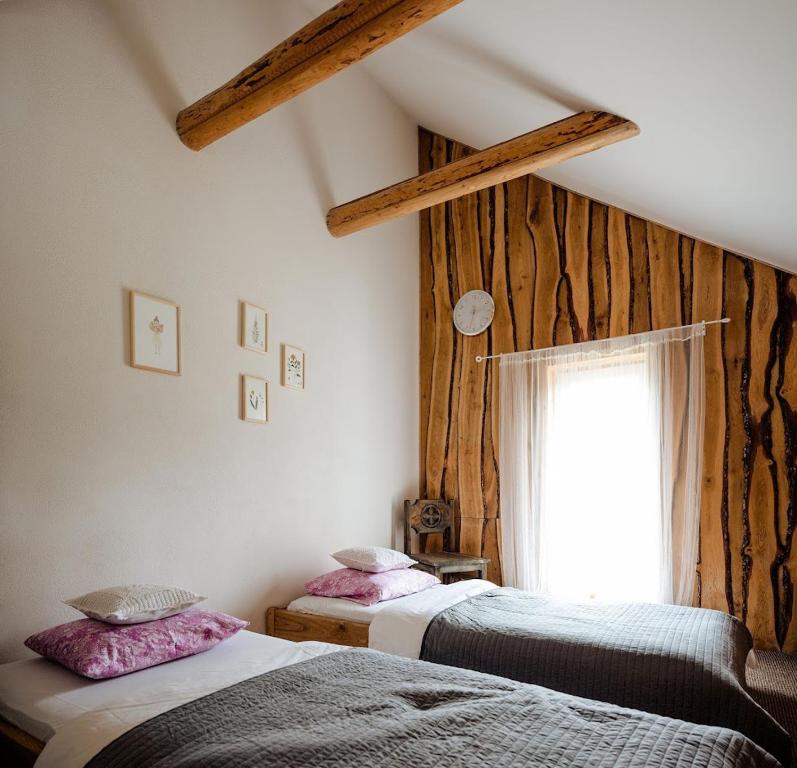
[
  {"xmin": 368, "ymin": 579, "xmax": 495, "ymax": 658},
  {"xmin": 287, "ymin": 581, "xmax": 497, "ymax": 628},
  {"xmin": 0, "ymin": 630, "xmax": 342, "ymax": 768},
  {"xmin": 287, "ymin": 589, "xmax": 439, "ymax": 624}
]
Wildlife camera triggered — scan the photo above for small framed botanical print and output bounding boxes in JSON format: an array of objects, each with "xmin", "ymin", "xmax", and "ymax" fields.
[
  {"xmin": 241, "ymin": 374, "xmax": 269, "ymax": 423},
  {"xmin": 130, "ymin": 291, "xmax": 181, "ymax": 375},
  {"xmin": 241, "ymin": 301, "xmax": 268, "ymax": 354},
  {"xmin": 281, "ymin": 344, "xmax": 305, "ymax": 390}
]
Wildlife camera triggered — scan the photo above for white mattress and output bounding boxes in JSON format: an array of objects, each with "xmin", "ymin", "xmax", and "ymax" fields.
[{"xmin": 0, "ymin": 630, "xmax": 342, "ymax": 768}]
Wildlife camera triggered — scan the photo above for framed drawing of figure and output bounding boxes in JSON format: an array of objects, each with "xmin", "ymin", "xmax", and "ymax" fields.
[{"xmin": 130, "ymin": 291, "xmax": 181, "ymax": 375}]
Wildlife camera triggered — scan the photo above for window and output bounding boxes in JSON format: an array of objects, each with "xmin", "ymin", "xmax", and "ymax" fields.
[
  {"xmin": 539, "ymin": 355, "xmax": 661, "ymax": 602},
  {"xmin": 499, "ymin": 325, "xmax": 705, "ymax": 606}
]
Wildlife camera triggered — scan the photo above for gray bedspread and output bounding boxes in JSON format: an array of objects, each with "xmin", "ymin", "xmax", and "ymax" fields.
[
  {"xmin": 421, "ymin": 588, "xmax": 791, "ymax": 766},
  {"xmin": 86, "ymin": 648, "xmax": 781, "ymax": 768}
]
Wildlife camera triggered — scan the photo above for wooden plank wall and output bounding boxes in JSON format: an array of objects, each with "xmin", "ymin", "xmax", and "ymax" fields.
[{"xmin": 418, "ymin": 127, "xmax": 797, "ymax": 651}]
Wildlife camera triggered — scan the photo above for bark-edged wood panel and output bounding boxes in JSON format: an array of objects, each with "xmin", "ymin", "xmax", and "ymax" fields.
[{"xmin": 419, "ymin": 127, "xmax": 797, "ymax": 651}]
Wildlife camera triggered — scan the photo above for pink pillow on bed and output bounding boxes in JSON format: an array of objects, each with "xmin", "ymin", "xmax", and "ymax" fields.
[
  {"xmin": 305, "ymin": 567, "xmax": 439, "ymax": 605},
  {"xmin": 24, "ymin": 609, "xmax": 247, "ymax": 679}
]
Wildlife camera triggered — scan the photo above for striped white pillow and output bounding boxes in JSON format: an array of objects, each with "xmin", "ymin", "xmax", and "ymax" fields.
[
  {"xmin": 65, "ymin": 584, "xmax": 206, "ymax": 625},
  {"xmin": 332, "ymin": 546, "xmax": 416, "ymax": 573}
]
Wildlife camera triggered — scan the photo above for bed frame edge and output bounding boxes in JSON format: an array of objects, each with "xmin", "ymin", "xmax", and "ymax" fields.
[
  {"xmin": 265, "ymin": 607, "xmax": 369, "ymax": 647},
  {"xmin": 0, "ymin": 719, "xmax": 45, "ymax": 767}
]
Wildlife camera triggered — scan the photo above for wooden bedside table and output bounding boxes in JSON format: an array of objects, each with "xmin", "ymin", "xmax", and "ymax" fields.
[
  {"xmin": 404, "ymin": 498, "xmax": 491, "ymax": 585},
  {"xmin": 412, "ymin": 552, "xmax": 490, "ymax": 584}
]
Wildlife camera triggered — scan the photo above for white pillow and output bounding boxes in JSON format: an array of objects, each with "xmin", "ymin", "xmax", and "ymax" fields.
[
  {"xmin": 332, "ymin": 546, "xmax": 416, "ymax": 574},
  {"xmin": 64, "ymin": 584, "xmax": 206, "ymax": 624}
]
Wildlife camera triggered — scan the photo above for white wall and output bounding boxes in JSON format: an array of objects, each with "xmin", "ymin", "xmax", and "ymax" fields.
[{"xmin": 0, "ymin": 0, "xmax": 419, "ymax": 661}]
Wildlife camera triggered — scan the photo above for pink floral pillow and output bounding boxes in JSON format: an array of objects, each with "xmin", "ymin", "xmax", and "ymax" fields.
[
  {"xmin": 305, "ymin": 567, "xmax": 439, "ymax": 605},
  {"xmin": 25, "ymin": 609, "xmax": 248, "ymax": 679}
]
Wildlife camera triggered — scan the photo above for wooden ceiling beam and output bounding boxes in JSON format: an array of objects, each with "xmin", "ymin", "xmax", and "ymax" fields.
[
  {"xmin": 326, "ymin": 111, "xmax": 640, "ymax": 237},
  {"xmin": 176, "ymin": 0, "xmax": 463, "ymax": 151}
]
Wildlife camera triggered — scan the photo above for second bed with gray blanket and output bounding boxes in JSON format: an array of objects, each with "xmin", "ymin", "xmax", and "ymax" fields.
[
  {"xmin": 87, "ymin": 648, "xmax": 780, "ymax": 768},
  {"xmin": 421, "ymin": 588, "xmax": 791, "ymax": 766}
]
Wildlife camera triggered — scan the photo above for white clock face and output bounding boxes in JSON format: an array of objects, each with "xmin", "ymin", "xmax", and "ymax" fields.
[{"xmin": 453, "ymin": 290, "xmax": 495, "ymax": 336}]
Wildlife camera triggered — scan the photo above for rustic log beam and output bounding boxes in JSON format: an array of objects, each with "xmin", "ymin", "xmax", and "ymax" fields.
[
  {"xmin": 176, "ymin": 0, "xmax": 462, "ymax": 151},
  {"xmin": 326, "ymin": 111, "xmax": 639, "ymax": 237}
]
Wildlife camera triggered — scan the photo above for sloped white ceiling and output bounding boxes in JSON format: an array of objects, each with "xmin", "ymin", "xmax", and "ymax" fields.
[{"xmin": 305, "ymin": 0, "xmax": 797, "ymax": 273}]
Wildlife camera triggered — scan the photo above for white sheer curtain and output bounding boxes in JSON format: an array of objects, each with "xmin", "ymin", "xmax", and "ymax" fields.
[{"xmin": 499, "ymin": 324, "xmax": 705, "ymax": 605}]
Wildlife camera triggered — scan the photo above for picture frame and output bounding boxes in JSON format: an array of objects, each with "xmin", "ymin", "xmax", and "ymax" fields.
[
  {"xmin": 129, "ymin": 290, "xmax": 181, "ymax": 375},
  {"xmin": 241, "ymin": 374, "xmax": 269, "ymax": 423},
  {"xmin": 281, "ymin": 344, "xmax": 305, "ymax": 390},
  {"xmin": 240, "ymin": 301, "xmax": 268, "ymax": 354}
]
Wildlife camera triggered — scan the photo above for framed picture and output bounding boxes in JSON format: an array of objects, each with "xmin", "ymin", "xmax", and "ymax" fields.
[
  {"xmin": 281, "ymin": 344, "xmax": 305, "ymax": 390},
  {"xmin": 241, "ymin": 374, "xmax": 269, "ymax": 423},
  {"xmin": 240, "ymin": 301, "xmax": 268, "ymax": 354},
  {"xmin": 129, "ymin": 291, "xmax": 181, "ymax": 375}
]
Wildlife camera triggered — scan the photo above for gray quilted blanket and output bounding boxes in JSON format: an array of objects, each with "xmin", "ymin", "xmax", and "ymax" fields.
[
  {"xmin": 421, "ymin": 588, "xmax": 791, "ymax": 766},
  {"xmin": 87, "ymin": 648, "xmax": 781, "ymax": 767}
]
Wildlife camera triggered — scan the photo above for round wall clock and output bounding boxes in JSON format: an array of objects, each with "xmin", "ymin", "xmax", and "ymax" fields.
[{"xmin": 453, "ymin": 290, "xmax": 495, "ymax": 336}]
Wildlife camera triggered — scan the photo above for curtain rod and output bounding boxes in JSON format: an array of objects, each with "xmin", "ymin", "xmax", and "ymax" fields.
[{"xmin": 475, "ymin": 318, "xmax": 730, "ymax": 363}]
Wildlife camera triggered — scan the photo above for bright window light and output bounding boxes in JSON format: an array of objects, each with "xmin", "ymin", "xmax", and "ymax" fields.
[{"xmin": 539, "ymin": 355, "xmax": 661, "ymax": 603}]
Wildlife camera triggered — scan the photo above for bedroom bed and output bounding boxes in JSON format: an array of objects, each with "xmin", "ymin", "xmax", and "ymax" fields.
[
  {"xmin": 0, "ymin": 628, "xmax": 784, "ymax": 768},
  {"xmin": 268, "ymin": 582, "xmax": 792, "ymax": 766},
  {"xmin": 266, "ymin": 578, "xmax": 491, "ymax": 646},
  {"xmin": 0, "ymin": 630, "xmax": 346, "ymax": 767},
  {"xmin": 0, "ymin": 630, "xmax": 343, "ymax": 767}
]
